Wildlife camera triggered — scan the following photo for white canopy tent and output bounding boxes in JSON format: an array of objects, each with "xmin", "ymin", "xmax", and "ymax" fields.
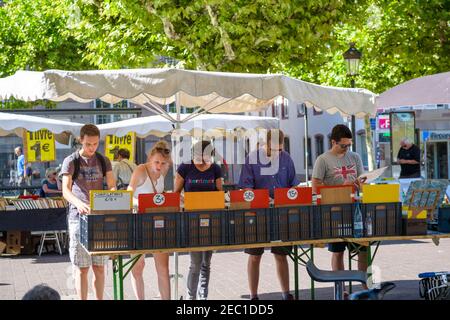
[
  {"xmin": 376, "ymin": 71, "xmax": 450, "ymax": 109},
  {"xmin": 97, "ymin": 113, "xmax": 279, "ymax": 138},
  {"xmin": 0, "ymin": 112, "xmax": 83, "ymax": 144},
  {"xmin": 0, "ymin": 68, "xmax": 377, "ymax": 120}
]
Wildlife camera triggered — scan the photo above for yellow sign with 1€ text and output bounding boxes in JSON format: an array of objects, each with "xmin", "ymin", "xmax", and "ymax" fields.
[
  {"xmin": 24, "ymin": 129, "xmax": 56, "ymax": 162},
  {"xmin": 104, "ymin": 132, "xmax": 135, "ymax": 163}
]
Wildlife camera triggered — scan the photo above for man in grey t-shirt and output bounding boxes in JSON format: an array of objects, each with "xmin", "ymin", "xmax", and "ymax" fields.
[
  {"xmin": 61, "ymin": 124, "xmax": 116, "ymax": 300},
  {"xmin": 312, "ymin": 124, "xmax": 368, "ymax": 293}
]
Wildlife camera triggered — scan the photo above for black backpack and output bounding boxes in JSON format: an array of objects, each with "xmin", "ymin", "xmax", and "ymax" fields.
[{"xmin": 71, "ymin": 151, "xmax": 107, "ymax": 182}]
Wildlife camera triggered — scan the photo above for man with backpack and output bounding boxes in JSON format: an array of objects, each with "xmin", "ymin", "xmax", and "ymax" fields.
[
  {"xmin": 112, "ymin": 148, "xmax": 137, "ymax": 190},
  {"xmin": 61, "ymin": 124, "xmax": 116, "ymax": 300}
]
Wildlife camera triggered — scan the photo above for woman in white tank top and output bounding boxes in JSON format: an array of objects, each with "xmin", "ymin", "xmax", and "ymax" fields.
[{"xmin": 127, "ymin": 141, "xmax": 172, "ymax": 300}]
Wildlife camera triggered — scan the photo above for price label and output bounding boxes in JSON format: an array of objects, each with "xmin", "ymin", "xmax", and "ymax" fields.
[
  {"xmin": 90, "ymin": 190, "xmax": 132, "ymax": 211},
  {"xmin": 287, "ymin": 188, "xmax": 298, "ymax": 200},
  {"xmin": 243, "ymin": 190, "xmax": 255, "ymax": 202},
  {"xmin": 153, "ymin": 193, "xmax": 166, "ymax": 206},
  {"xmin": 200, "ymin": 218, "xmax": 210, "ymax": 227},
  {"xmin": 154, "ymin": 219, "xmax": 165, "ymax": 229}
]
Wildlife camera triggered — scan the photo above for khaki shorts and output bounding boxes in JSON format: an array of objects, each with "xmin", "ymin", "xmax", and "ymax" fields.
[{"xmin": 68, "ymin": 218, "xmax": 109, "ymax": 268}]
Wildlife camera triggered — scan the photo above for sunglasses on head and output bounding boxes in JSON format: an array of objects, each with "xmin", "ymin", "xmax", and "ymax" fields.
[{"xmin": 156, "ymin": 147, "xmax": 170, "ymax": 155}]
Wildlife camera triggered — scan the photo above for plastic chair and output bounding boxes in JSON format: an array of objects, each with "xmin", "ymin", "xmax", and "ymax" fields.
[
  {"xmin": 38, "ymin": 231, "xmax": 62, "ymax": 256},
  {"xmin": 306, "ymin": 260, "xmax": 367, "ymax": 300}
]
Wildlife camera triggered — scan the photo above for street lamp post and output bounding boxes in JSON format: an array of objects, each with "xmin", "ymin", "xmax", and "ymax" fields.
[{"xmin": 343, "ymin": 42, "xmax": 362, "ymax": 152}]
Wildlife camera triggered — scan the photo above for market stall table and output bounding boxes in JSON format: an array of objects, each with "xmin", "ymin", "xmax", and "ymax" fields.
[{"xmin": 87, "ymin": 232, "xmax": 450, "ymax": 300}]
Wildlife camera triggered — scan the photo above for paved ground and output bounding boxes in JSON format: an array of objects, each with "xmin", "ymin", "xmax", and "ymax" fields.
[{"xmin": 1, "ymin": 238, "xmax": 449, "ymax": 300}]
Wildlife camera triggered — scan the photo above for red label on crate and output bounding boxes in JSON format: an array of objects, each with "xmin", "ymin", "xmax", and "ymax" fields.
[
  {"xmin": 138, "ymin": 192, "xmax": 180, "ymax": 213},
  {"xmin": 274, "ymin": 187, "xmax": 312, "ymax": 206},
  {"xmin": 230, "ymin": 189, "xmax": 269, "ymax": 208}
]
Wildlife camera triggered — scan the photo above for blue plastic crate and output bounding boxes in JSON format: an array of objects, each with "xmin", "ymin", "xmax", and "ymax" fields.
[
  {"xmin": 136, "ymin": 212, "xmax": 181, "ymax": 250},
  {"xmin": 227, "ymin": 208, "xmax": 271, "ymax": 245},
  {"xmin": 272, "ymin": 206, "xmax": 314, "ymax": 241},
  {"xmin": 80, "ymin": 214, "xmax": 135, "ymax": 252},
  {"xmin": 438, "ymin": 207, "xmax": 450, "ymax": 233},
  {"xmin": 182, "ymin": 211, "xmax": 227, "ymax": 247}
]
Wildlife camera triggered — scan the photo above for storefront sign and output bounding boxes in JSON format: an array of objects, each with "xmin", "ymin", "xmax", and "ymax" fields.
[
  {"xmin": 427, "ymin": 131, "xmax": 450, "ymax": 141},
  {"xmin": 24, "ymin": 129, "xmax": 56, "ymax": 162},
  {"xmin": 105, "ymin": 132, "xmax": 135, "ymax": 162},
  {"xmin": 378, "ymin": 115, "xmax": 390, "ymax": 130}
]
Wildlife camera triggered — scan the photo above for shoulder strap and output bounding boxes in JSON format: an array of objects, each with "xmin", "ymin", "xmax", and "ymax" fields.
[
  {"xmin": 144, "ymin": 165, "xmax": 158, "ymax": 193},
  {"xmin": 95, "ymin": 152, "xmax": 107, "ymax": 177},
  {"xmin": 72, "ymin": 151, "xmax": 81, "ymax": 182},
  {"xmin": 123, "ymin": 160, "xmax": 134, "ymax": 174}
]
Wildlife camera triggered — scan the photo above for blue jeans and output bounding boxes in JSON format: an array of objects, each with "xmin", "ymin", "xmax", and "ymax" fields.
[{"xmin": 187, "ymin": 251, "xmax": 213, "ymax": 299}]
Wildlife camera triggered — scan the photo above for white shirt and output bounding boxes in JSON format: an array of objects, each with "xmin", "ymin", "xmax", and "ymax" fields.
[{"xmin": 133, "ymin": 174, "xmax": 164, "ymax": 207}]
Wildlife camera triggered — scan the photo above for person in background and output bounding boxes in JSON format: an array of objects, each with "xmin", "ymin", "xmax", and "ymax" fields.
[
  {"xmin": 174, "ymin": 140, "xmax": 223, "ymax": 300},
  {"xmin": 61, "ymin": 124, "xmax": 116, "ymax": 300},
  {"xmin": 112, "ymin": 148, "xmax": 137, "ymax": 189},
  {"xmin": 22, "ymin": 284, "xmax": 61, "ymax": 300},
  {"xmin": 128, "ymin": 141, "xmax": 172, "ymax": 300},
  {"xmin": 41, "ymin": 168, "xmax": 62, "ymax": 197},
  {"xmin": 311, "ymin": 124, "xmax": 368, "ymax": 295},
  {"xmin": 14, "ymin": 146, "xmax": 26, "ymax": 187},
  {"xmin": 238, "ymin": 129, "xmax": 298, "ymax": 301},
  {"xmin": 397, "ymin": 138, "xmax": 421, "ymax": 178}
]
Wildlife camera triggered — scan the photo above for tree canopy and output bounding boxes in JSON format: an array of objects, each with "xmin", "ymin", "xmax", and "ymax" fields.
[{"xmin": 1, "ymin": 0, "xmax": 449, "ymax": 95}]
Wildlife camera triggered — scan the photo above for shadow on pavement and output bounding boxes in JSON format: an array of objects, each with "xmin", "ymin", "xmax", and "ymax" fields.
[{"xmin": 239, "ymin": 280, "xmax": 423, "ymax": 300}]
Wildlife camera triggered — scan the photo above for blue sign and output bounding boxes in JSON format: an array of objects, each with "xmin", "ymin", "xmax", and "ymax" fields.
[
  {"xmin": 370, "ymin": 118, "xmax": 376, "ymax": 131},
  {"xmin": 422, "ymin": 131, "xmax": 429, "ymax": 141}
]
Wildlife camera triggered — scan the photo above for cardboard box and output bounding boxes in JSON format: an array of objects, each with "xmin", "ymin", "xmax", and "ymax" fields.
[
  {"xmin": 184, "ymin": 191, "xmax": 225, "ymax": 211},
  {"xmin": 402, "ymin": 218, "xmax": 428, "ymax": 236},
  {"xmin": 274, "ymin": 187, "xmax": 312, "ymax": 207},
  {"xmin": 317, "ymin": 185, "xmax": 353, "ymax": 205},
  {"xmin": 0, "ymin": 241, "xmax": 6, "ymax": 254},
  {"xmin": 362, "ymin": 184, "xmax": 400, "ymax": 203},
  {"xmin": 6, "ymin": 231, "xmax": 21, "ymax": 255},
  {"xmin": 402, "ymin": 206, "xmax": 427, "ymax": 219},
  {"xmin": 229, "ymin": 189, "xmax": 269, "ymax": 209},
  {"xmin": 138, "ymin": 192, "xmax": 180, "ymax": 213}
]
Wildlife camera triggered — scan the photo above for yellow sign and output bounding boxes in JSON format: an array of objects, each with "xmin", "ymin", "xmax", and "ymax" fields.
[
  {"xmin": 362, "ymin": 184, "xmax": 400, "ymax": 203},
  {"xmin": 24, "ymin": 129, "xmax": 56, "ymax": 162},
  {"xmin": 105, "ymin": 132, "xmax": 135, "ymax": 163}
]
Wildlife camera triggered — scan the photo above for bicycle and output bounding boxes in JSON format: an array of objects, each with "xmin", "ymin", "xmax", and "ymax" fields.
[{"xmin": 418, "ymin": 271, "xmax": 450, "ymax": 300}]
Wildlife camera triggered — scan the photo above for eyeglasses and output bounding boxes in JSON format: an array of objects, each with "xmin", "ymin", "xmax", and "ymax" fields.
[
  {"xmin": 338, "ymin": 143, "xmax": 352, "ymax": 149},
  {"xmin": 156, "ymin": 147, "xmax": 170, "ymax": 155}
]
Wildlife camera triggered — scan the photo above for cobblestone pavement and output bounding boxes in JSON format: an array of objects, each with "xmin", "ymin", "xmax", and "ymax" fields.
[{"xmin": 1, "ymin": 238, "xmax": 449, "ymax": 300}]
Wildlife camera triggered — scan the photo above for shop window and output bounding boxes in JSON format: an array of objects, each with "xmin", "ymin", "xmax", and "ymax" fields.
[{"xmin": 315, "ymin": 134, "xmax": 324, "ymax": 157}]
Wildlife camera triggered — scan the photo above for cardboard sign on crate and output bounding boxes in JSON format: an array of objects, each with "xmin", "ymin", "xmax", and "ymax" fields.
[
  {"xmin": 89, "ymin": 190, "xmax": 133, "ymax": 214},
  {"xmin": 184, "ymin": 191, "xmax": 225, "ymax": 211},
  {"xmin": 138, "ymin": 192, "xmax": 181, "ymax": 213},
  {"xmin": 316, "ymin": 185, "xmax": 354, "ymax": 205},
  {"xmin": 274, "ymin": 187, "xmax": 312, "ymax": 207},
  {"xmin": 362, "ymin": 184, "xmax": 400, "ymax": 203},
  {"xmin": 229, "ymin": 189, "xmax": 269, "ymax": 209}
]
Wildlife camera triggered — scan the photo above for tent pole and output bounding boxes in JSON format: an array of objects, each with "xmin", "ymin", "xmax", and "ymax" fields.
[
  {"xmin": 304, "ymin": 108, "xmax": 309, "ymax": 184},
  {"xmin": 172, "ymin": 93, "xmax": 181, "ymax": 300}
]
